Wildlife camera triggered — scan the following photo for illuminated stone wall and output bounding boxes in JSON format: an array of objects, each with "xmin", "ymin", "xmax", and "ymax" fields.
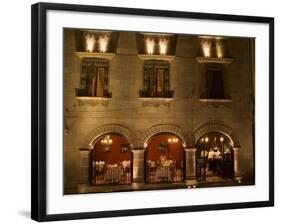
[{"xmin": 63, "ymin": 29, "xmax": 255, "ymax": 193}]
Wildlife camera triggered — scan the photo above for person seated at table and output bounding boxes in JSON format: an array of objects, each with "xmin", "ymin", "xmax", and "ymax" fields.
[
  {"xmin": 121, "ymin": 160, "xmax": 131, "ymax": 172},
  {"xmin": 208, "ymin": 148, "xmax": 215, "ymax": 171},
  {"xmin": 199, "ymin": 149, "xmax": 208, "ymax": 180},
  {"xmin": 213, "ymin": 148, "xmax": 222, "ymax": 174}
]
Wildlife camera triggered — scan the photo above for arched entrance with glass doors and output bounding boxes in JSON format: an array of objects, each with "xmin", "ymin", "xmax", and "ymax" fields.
[
  {"xmin": 89, "ymin": 133, "xmax": 132, "ymax": 185},
  {"xmin": 145, "ymin": 133, "xmax": 185, "ymax": 183},
  {"xmin": 196, "ymin": 132, "xmax": 234, "ymax": 181}
]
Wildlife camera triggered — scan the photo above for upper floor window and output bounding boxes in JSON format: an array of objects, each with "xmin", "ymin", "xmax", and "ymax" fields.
[
  {"xmin": 76, "ymin": 58, "xmax": 111, "ymax": 97},
  {"xmin": 205, "ymin": 69, "xmax": 224, "ymax": 99},
  {"xmin": 139, "ymin": 60, "xmax": 174, "ymax": 98}
]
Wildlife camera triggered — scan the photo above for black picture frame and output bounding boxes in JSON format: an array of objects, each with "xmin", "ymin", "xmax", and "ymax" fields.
[{"xmin": 31, "ymin": 2, "xmax": 274, "ymax": 222}]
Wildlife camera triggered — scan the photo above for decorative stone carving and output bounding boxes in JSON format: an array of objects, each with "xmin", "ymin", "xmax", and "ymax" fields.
[
  {"xmin": 140, "ymin": 98, "xmax": 174, "ymax": 107},
  {"xmin": 76, "ymin": 97, "xmax": 110, "ymax": 107}
]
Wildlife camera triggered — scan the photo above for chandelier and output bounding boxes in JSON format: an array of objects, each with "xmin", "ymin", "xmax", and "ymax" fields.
[{"xmin": 101, "ymin": 135, "xmax": 113, "ymax": 152}]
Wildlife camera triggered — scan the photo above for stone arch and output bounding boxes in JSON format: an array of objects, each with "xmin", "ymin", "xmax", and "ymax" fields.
[
  {"xmin": 193, "ymin": 122, "xmax": 240, "ymax": 147},
  {"xmin": 82, "ymin": 124, "xmax": 138, "ymax": 148},
  {"xmin": 141, "ymin": 124, "xmax": 187, "ymax": 147}
]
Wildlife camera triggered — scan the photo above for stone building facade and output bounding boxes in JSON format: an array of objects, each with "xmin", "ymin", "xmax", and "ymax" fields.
[{"xmin": 63, "ymin": 29, "xmax": 255, "ymax": 194}]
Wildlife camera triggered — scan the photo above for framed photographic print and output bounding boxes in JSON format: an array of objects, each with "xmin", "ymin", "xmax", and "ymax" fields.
[{"xmin": 31, "ymin": 2, "xmax": 274, "ymax": 222}]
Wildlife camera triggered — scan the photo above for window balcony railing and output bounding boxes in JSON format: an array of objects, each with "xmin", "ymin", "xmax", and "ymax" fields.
[
  {"xmin": 139, "ymin": 90, "xmax": 174, "ymax": 98},
  {"xmin": 75, "ymin": 88, "xmax": 112, "ymax": 98}
]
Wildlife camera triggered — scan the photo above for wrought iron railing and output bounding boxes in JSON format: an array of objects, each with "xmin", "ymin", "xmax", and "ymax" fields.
[
  {"xmin": 94, "ymin": 164, "xmax": 131, "ymax": 185},
  {"xmin": 75, "ymin": 88, "xmax": 112, "ymax": 98},
  {"xmin": 146, "ymin": 163, "xmax": 182, "ymax": 183}
]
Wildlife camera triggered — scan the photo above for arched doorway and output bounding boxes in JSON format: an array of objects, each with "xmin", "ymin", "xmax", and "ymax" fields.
[
  {"xmin": 90, "ymin": 133, "xmax": 132, "ymax": 185},
  {"xmin": 196, "ymin": 132, "xmax": 234, "ymax": 181},
  {"xmin": 145, "ymin": 133, "xmax": 184, "ymax": 183}
]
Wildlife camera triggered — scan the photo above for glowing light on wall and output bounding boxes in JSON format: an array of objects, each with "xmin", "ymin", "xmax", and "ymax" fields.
[
  {"xmin": 168, "ymin": 137, "xmax": 179, "ymax": 143},
  {"xmin": 216, "ymin": 40, "xmax": 223, "ymax": 58},
  {"xmin": 145, "ymin": 37, "xmax": 155, "ymax": 55},
  {"xmin": 159, "ymin": 38, "xmax": 169, "ymax": 55},
  {"xmin": 99, "ymin": 34, "xmax": 109, "ymax": 53},
  {"xmin": 85, "ymin": 34, "xmax": 95, "ymax": 52},
  {"xmin": 201, "ymin": 39, "xmax": 212, "ymax": 58},
  {"xmin": 204, "ymin": 137, "xmax": 209, "ymax": 143}
]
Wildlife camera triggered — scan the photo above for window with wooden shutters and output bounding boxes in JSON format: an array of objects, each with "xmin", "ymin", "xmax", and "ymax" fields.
[
  {"xmin": 140, "ymin": 60, "xmax": 173, "ymax": 98},
  {"xmin": 76, "ymin": 58, "xmax": 111, "ymax": 97}
]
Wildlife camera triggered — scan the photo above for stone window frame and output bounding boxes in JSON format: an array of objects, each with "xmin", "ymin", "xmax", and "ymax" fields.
[
  {"xmin": 76, "ymin": 57, "xmax": 112, "ymax": 98},
  {"xmin": 139, "ymin": 60, "xmax": 174, "ymax": 98}
]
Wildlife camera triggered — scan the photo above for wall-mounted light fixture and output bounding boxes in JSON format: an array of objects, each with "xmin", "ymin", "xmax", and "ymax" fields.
[
  {"xmin": 159, "ymin": 38, "xmax": 169, "ymax": 55},
  {"xmin": 145, "ymin": 37, "xmax": 155, "ymax": 55},
  {"xmin": 168, "ymin": 137, "xmax": 179, "ymax": 143},
  {"xmin": 85, "ymin": 33, "xmax": 95, "ymax": 52},
  {"xmin": 99, "ymin": 34, "xmax": 109, "ymax": 53},
  {"xmin": 204, "ymin": 137, "xmax": 209, "ymax": 143},
  {"xmin": 216, "ymin": 40, "xmax": 223, "ymax": 58},
  {"xmin": 201, "ymin": 39, "xmax": 212, "ymax": 58}
]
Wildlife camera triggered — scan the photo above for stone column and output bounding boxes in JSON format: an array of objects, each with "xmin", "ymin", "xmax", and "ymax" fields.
[
  {"xmin": 233, "ymin": 146, "xmax": 242, "ymax": 181},
  {"xmin": 79, "ymin": 149, "xmax": 91, "ymax": 184},
  {"xmin": 184, "ymin": 148, "xmax": 197, "ymax": 185},
  {"xmin": 132, "ymin": 148, "xmax": 145, "ymax": 183}
]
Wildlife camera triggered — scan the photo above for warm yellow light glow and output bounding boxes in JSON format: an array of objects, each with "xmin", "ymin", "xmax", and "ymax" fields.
[
  {"xmin": 205, "ymin": 137, "xmax": 209, "ymax": 143},
  {"xmin": 99, "ymin": 34, "xmax": 109, "ymax": 53},
  {"xmin": 168, "ymin": 137, "xmax": 179, "ymax": 143},
  {"xmin": 216, "ymin": 40, "xmax": 223, "ymax": 58},
  {"xmin": 220, "ymin": 137, "xmax": 224, "ymax": 142},
  {"xmin": 85, "ymin": 33, "xmax": 95, "ymax": 52},
  {"xmin": 145, "ymin": 37, "xmax": 155, "ymax": 55},
  {"xmin": 159, "ymin": 38, "xmax": 169, "ymax": 55},
  {"xmin": 201, "ymin": 39, "xmax": 212, "ymax": 58},
  {"xmin": 101, "ymin": 135, "xmax": 113, "ymax": 145}
]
